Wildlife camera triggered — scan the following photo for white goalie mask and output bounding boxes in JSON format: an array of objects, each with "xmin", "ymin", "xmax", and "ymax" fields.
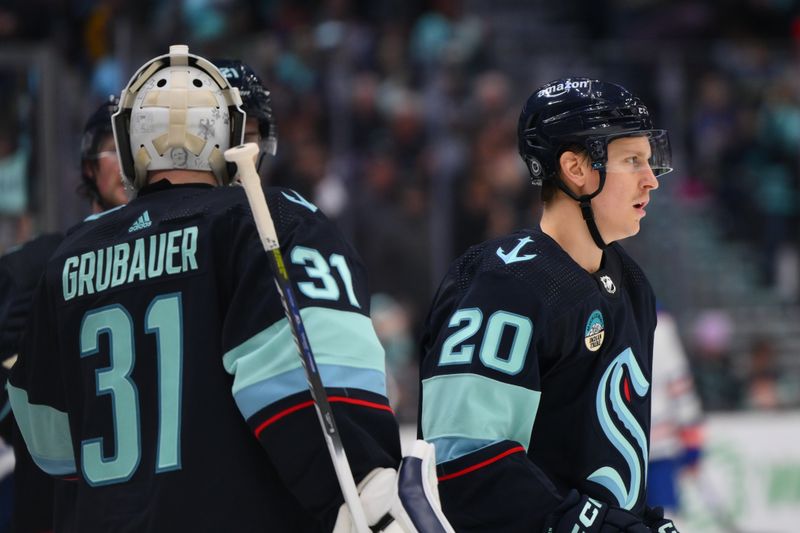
[{"xmin": 112, "ymin": 44, "xmax": 246, "ymax": 191}]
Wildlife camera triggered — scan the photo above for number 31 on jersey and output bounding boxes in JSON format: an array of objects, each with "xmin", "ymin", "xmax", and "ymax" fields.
[{"xmin": 290, "ymin": 246, "xmax": 361, "ymax": 308}]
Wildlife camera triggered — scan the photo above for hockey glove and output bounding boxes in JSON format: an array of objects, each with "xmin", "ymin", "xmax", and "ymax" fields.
[
  {"xmin": 333, "ymin": 440, "xmax": 454, "ymax": 533},
  {"xmin": 643, "ymin": 506, "xmax": 680, "ymax": 533},
  {"xmin": 544, "ymin": 490, "xmax": 651, "ymax": 533}
]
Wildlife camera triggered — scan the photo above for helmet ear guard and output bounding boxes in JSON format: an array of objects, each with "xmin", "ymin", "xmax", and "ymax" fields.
[
  {"xmin": 112, "ymin": 44, "xmax": 246, "ymax": 191},
  {"xmin": 527, "ymin": 157, "xmax": 544, "ymax": 183}
]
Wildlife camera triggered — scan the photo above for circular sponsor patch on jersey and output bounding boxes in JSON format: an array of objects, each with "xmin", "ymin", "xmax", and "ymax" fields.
[{"xmin": 585, "ymin": 310, "xmax": 605, "ymax": 352}]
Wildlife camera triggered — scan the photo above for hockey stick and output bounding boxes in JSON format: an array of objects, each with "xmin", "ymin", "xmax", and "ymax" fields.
[{"xmin": 224, "ymin": 143, "xmax": 371, "ymax": 533}]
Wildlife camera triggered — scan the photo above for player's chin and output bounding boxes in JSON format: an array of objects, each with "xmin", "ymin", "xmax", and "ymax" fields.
[{"xmin": 618, "ymin": 221, "xmax": 641, "ymax": 240}]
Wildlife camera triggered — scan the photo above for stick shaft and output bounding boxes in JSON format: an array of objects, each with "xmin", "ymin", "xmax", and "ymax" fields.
[{"xmin": 228, "ymin": 144, "xmax": 371, "ymax": 533}]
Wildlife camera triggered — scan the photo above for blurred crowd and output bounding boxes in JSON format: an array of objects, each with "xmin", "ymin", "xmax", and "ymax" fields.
[{"xmin": 1, "ymin": 0, "xmax": 800, "ymax": 420}]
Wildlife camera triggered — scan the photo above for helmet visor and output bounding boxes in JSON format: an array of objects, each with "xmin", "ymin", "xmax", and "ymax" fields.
[{"xmin": 601, "ymin": 130, "xmax": 672, "ymax": 177}]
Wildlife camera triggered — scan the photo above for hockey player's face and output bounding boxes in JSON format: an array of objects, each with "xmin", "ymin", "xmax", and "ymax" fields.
[
  {"xmin": 592, "ymin": 136, "xmax": 659, "ymax": 240},
  {"xmin": 93, "ymin": 135, "xmax": 128, "ymax": 209}
]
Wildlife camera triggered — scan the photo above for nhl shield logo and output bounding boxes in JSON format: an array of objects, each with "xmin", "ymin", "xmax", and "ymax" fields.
[
  {"xmin": 585, "ymin": 310, "xmax": 605, "ymax": 352},
  {"xmin": 600, "ymin": 275, "xmax": 616, "ymax": 294}
]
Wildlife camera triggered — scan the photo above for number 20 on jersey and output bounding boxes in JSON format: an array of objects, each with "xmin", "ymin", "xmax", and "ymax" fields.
[{"xmin": 438, "ymin": 308, "xmax": 532, "ymax": 375}]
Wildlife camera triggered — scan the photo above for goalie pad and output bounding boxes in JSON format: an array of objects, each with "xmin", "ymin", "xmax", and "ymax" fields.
[{"xmin": 333, "ymin": 440, "xmax": 454, "ymax": 533}]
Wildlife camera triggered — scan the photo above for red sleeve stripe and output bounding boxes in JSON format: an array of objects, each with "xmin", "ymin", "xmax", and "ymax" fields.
[
  {"xmin": 254, "ymin": 396, "xmax": 394, "ymax": 437},
  {"xmin": 438, "ymin": 445, "xmax": 526, "ymax": 482}
]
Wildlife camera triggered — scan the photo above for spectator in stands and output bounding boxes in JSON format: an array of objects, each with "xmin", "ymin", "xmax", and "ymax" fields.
[
  {"xmin": 689, "ymin": 310, "xmax": 742, "ymax": 411},
  {"xmin": 744, "ymin": 337, "xmax": 800, "ymax": 409}
]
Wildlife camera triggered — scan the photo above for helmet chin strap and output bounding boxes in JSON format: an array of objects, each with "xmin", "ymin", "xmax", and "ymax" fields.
[
  {"xmin": 554, "ymin": 167, "xmax": 610, "ymax": 250},
  {"xmin": 579, "ymin": 198, "xmax": 609, "ymax": 250}
]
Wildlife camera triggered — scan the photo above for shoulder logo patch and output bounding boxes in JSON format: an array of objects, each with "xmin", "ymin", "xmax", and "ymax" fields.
[
  {"xmin": 585, "ymin": 310, "xmax": 605, "ymax": 352},
  {"xmin": 600, "ymin": 275, "xmax": 616, "ymax": 294},
  {"xmin": 496, "ymin": 236, "xmax": 537, "ymax": 265},
  {"xmin": 281, "ymin": 190, "xmax": 318, "ymax": 212},
  {"xmin": 128, "ymin": 210, "xmax": 152, "ymax": 233}
]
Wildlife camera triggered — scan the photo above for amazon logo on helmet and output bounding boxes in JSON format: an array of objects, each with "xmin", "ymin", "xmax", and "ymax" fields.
[
  {"xmin": 536, "ymin": 78, "xmax": 592, "ymax": 98},
  {"xmin": 112, "ymin": 44, "xmax": 246, "ymax": 192}
]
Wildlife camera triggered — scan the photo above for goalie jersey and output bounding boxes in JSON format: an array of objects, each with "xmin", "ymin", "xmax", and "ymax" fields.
[
  {"xmin": 9, "ymin": 181, "xmax": 400, "ymax": 532},
  {"xmin": 419, "ymin": 228, "xmax": 656, "ymax": 532}
]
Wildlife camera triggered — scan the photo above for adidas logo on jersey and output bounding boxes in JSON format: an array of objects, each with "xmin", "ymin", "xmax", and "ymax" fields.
[{"xmin": 128, "ymin": 211, "xmax": 153, "ymax": 233}]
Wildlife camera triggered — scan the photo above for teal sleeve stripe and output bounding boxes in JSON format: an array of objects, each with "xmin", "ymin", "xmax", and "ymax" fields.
[
  {"xmin": 223, "ymin": 307, "xmax": 386, "ymax": 395},
  {"xmin": 421, "ymin": 373, "xmax": 541, "ymax": 459},
  {"xmin": 28, "ymin": 455, "xmax": 76, "ymax": 477},
  {"xmin": 8, "ymin": 385, "xmax": 76, "ymax": 476},
  {"xmin": 234, "ymin": 364, "xmax": 387, "ymax": 419}
]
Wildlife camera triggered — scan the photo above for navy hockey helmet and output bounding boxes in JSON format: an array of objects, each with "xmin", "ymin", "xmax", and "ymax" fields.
[
  {"xmin": 81, "ymin": 95, "xmax": 118, "ymax": 164},
  {"xmin": 517, "ymin": 77, "xmax": 672, "ymax": 188},
  {"xmin": 214, "ymin": 59, "xmax": 277, "ymax": 156},
  {"xmin": 80, "ymin": 95, "xmax": 119, "ymax": 203}
]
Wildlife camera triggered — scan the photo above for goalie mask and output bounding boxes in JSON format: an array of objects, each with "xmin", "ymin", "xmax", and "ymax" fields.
[{"xmin": 112, "ymin": 44, "xmax": 246, "ymax": 191}]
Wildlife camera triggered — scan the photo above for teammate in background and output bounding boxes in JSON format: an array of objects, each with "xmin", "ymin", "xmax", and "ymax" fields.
[
  {"xmin": 214, "ymin": 58, "xmax": 277, "ymax": 164},
  {"xmin": 419, "ymin": 78, "xmax": 680, "ymax": 532},
  {"xmin": 8, "ymin": 45, "xmax": 450, "ymax": 533},
  {"xmin": 647, "ymin": 307, "xmax": 704, "ymax": 516},
  {"xmin": 0, "ymin": 96, "xmax": 126, "ymax": 533},
  {"xmin": 79, "ymin": 95, "xmax": 129, "ymax": 213}
]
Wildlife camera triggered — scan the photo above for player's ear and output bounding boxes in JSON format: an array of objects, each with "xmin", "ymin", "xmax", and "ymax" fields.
[
  {"xmin": 558, "ymin": 150, "xmax": 589, "ymax": 190},
  {"xmin": 82, "ymin": 160, "xmax": 96, "ymax": 180}
]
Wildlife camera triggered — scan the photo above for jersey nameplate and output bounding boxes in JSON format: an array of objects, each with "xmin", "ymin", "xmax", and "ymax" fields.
[{"xmin": 62, "ymin": 226, "xmax": 199, "ymax": 301}]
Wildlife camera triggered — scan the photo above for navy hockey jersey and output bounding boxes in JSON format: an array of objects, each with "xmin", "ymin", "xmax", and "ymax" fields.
[
  {"xmin": 419, "ymin": 229, "xmax": 656, "ymax": 532},
  {"xmin": 9, "ymin": 181, "xmax": 400, "ymax": 532},
  {"xmin": 0, "ymin": 233, "xmax": 63, "ymax": 359},
  {"xmin": 0, "ymin": 233, "xmax": 64, "ymax": 533}
]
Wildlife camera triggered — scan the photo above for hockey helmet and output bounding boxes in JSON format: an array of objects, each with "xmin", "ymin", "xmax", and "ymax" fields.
[
  {"xmin": 80, "ymin": 95, "xmax": 119, "ymax": 204},
  {"xmin": 81, "ymin": 95, "xmax": 118, "ymax": 164},
  {"xmin": 518, "ymin": 77, "xmax": 672, "ymax": 187},
  {"xmin": 214, "ymin": 59, "xmax": 277, "ymax": 156},
  {"xmin": 112, "ymin": 44, "xmax": 246, "ymax": 190}
]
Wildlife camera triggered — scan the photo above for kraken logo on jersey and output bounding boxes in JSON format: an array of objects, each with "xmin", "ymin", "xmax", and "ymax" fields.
[{"xmin": 588, "ymin": 347, "xmax": 649, "ymax": 510}]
